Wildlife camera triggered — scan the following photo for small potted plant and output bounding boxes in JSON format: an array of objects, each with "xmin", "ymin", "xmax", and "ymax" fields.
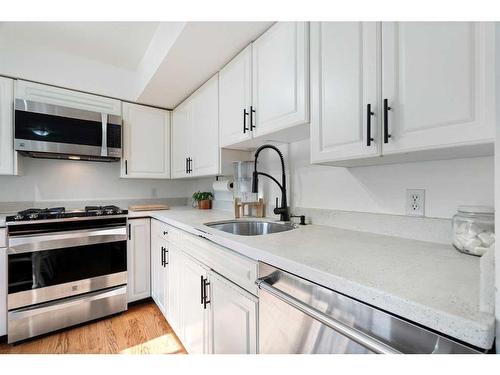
[{"xmin": 192, "ymin": 191, "xmax": 213, "ymax": 210}]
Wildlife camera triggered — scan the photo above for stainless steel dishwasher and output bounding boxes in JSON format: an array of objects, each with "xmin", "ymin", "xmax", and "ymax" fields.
[{"xmin": 256, "ymin": 262, "xmax": 482, "ymax": 354}]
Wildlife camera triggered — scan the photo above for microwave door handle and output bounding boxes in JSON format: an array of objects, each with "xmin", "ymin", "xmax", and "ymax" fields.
[{"xmin": 101, "ymin": 113, "xmax": 108, "ymax": 157}]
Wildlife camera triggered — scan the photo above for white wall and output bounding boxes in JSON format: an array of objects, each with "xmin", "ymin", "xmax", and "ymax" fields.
[
  {"xmin": 257, "ymin": 140, "xmax": 494, "ymax": 220},
  {"xmin": 0, "ymin": 157, "xmax": 195, "ymax": 203}
]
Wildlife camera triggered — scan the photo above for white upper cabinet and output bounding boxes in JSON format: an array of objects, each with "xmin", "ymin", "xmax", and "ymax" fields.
[
  {"xmin": 311, "ymin": 22, "xmax": 380, "ymax": 164},
  {"xmin": 381, "ymin": 22, "xmax": 495, "ymax": 154},
  {"xmin": 252, "ymin": 22, "xmax": 309, "ymax": 138},
  {"xmin": 171, "ymin": 99, "xmax": 193, "ymax": 179},
  {"xmin": 219, "ymin": 45, "xmax": 253, "ymax": 147},
  {"xmin": 190, "ymin": 74, "xmax": 220, "ymax": 176},
  {"xmin": 311, "ymin": 22, "xmax": 495, "ymax": 166},
  {"xmin": 0, "ymin": 77, "xmax": 15, "ymax": 175},
  {"xmin": 171, "ymin": 74, "xmax": 220, "ymax": 179},
  {"xmin": 15, "ymin": 80, "xmax": 121, "ymax": 116},
  {"xmin": 121, "ymin": 102, "xmax": 171, "ymax": 179}
]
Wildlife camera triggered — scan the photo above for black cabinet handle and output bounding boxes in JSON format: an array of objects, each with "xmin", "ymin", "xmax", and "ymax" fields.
[
  {"xmin": 185, "ymin": 157, "xmax": 188, "ymax": 174},
  {"xmin": 203, "ymin": 277, "xmax": 210, "ymax": 309},
  {"xmin": 200, "ymin": 275, "xmax": 205, "ymax": 305},
  {"xmin": 250, "ymin": 106, "xmax": 256, "ymax": 130},
  {"xmin": 163, "ymin": 230, "xmax": 168, "ymax": 235},
  {"xmin": 161, "ymin": 246, "xmax": 165, "ymax": 266},
  {"xmin": 187, "ymin": 157, "xmax": 192, "ymax": 174},
  {"xmin": 128, "ymin": 224, "xmax": 131, "ymax": 240},
  {"xmin": 125, "ymin": 160, "xmax": 128, "ymax": 175},
  {"xmin": 366, "ymin": 104, "xmax": 375, "ymax": 147},
  {"xmin": 383, "ymin": 99, "xmax": 392, "ymax": 144},
  {"xmin": 243, "ymin": 108, "xmax": 249, "ymax": 133}
]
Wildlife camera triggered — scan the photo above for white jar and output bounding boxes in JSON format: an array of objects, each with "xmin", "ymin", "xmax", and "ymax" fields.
[{"xmin": 452, "ymin": 206, "xmax": 494, "ymax": 256}]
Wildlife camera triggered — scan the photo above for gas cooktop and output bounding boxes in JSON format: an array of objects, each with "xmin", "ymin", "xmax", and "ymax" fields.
[{"xmin": 6, "ymin": 205, "xmax": 128, "ymax": 222}]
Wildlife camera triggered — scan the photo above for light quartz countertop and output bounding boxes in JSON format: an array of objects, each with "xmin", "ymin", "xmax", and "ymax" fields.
[{"xmin": 129, "ymin": 207, "xmax": 495, "ymax": 349}]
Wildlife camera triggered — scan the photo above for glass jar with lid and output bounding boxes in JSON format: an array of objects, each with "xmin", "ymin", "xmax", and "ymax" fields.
[{"xmin": 452, "ymin": 206, "xmax": 494, "ymax": 256}]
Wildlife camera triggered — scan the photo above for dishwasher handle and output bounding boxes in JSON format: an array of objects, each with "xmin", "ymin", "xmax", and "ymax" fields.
[{"xmin": 256, "ymin": 277, "xmax": 401, "ymax": 354}]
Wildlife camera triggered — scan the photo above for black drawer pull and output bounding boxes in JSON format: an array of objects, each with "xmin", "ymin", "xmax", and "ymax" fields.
[
  {"xmin": 366, "ymin": 103, "xmax": 375, "ymax": 147},
  {"xmin": 250, "ymin": 106, "xmax": 256, "ymax": 131},
  {"xmin": 243, "ymin": 108, "xmax": 249, "ymax": 133},
  {"xmin": 383, "ymin": 99, "xmax": 392, "ymax": 144}
]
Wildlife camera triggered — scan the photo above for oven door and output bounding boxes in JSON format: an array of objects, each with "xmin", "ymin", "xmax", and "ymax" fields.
[
  {"xmin": 8, "ymin": 226, "xmax": 127, "ymax": 310},
  {"xmin": 14, "ymin": 99, "xmax": 122, "ymax": 158}
]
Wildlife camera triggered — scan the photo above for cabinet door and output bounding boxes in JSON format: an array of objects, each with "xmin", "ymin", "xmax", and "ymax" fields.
[
  {"xmin": 310, "ymin": 22, "xmax": 380, "ymax": 163},
  {"xmin": 179, "ymin": 251, "xmax": 209, "ymax": 354},
  {"xmin": 127, "ymin": 219, "xmax": 151, "ymax": 303},
  {"xmin": 210, "ymin": 272, "xmax": 257, "ymax": 354},
  {"xmin": 121, "ymin": 103, "xmax": 171, "ymax": 179},
  {"xmin": 171, "ymin": 100, "xmax": 192, "ymax": 179},
  {"xmin": 219, "ymin": 45, "xmax": 253, "ymax": 147},
  {"xmin": 381, "ymin": 22, "xmax": 495, "ymax": 154},
  {"xmin": 166, "ymin": 245, "xmax": 182, "ymax": 334},
  {"xmin": 0, "ymin": 247, "xmax": 6, "ymax": 336},
  {"xmin": 150, "ymin": 221, "xmax": 160, "ymax": 305},
  {"xmin": 150, "ymin": 220, "xmax": 166, "ymax": 312},
  {"xmin": 0, "ymin": 77, "xmax": 14, "ymax": 175},
  {"xmin": 252, "ymin": 22, "xmax": 309, "ymax": 137},
  {"xmin": 191, "ymin": 74, "xmax": 220, "ymax": 177},
  {"xmin": 15, "ymin": 80, "xmax": 122, "ymax": 116}
]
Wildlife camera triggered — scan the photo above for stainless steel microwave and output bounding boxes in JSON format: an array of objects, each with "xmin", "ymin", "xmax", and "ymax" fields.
[{"xmin": 14, "ymin": 99, "xmax": 122, "ymax": 162}]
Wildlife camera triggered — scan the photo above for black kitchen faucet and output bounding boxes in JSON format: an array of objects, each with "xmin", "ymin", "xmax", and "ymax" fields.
[{"xmin": 251, "ymin": 144, "xmax": 290, "ymax": 222}]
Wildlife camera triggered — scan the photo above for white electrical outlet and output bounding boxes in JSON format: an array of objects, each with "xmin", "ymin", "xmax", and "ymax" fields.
[{"xmin": 406, "ymin": 189, "xmax": 425, "ymax": 217}]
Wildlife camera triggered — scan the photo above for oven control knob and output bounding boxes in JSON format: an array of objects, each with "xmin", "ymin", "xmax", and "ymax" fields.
[
  {"xmin": 14, "ymin": 214, "xmax": 23, "ymax": 221},
  {"xmin": 95, "ymin": 210, "xmax": 103, "ymax": 216},
  {"xmin": 29, "ymin": 213, "xmax": 38, "ymax": 220}
]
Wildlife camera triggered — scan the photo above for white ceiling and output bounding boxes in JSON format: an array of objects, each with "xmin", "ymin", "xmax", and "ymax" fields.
[
  {"xmin": 0, "ymin": 22, "xmax": 160, "ymax": 70},
  {"xmin": 0, "ymin": 21, "xmax": 273, "ymax": 108}
]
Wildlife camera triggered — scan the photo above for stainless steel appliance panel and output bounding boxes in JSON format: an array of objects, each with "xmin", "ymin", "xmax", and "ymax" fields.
[
  {"xmin": 8, "ymin": 271, "xmax": 127, "ymax": 310},
  {"xmin": 14, "ymin": 99, "xmax": 122, "ymax": 161},
  {"xmin": 257, "ymin": 262, "xmax": 481, "ymax": 354},
  {"xmin": 8, "ymin": 285, "xmax": 127, "ymax": 343}
]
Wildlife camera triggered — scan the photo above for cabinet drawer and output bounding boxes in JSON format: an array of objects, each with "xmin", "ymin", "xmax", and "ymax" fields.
[
  {"xmin": 0, "ymin": 228, "xmax": 6, "ymax": 248},
  {"xmin": 168, "ymin": 227, "xmax": 258, "ymax": 295},
  {"xmin": 151, "ymin": 218, "xmax": 170, "ymax": 241}
]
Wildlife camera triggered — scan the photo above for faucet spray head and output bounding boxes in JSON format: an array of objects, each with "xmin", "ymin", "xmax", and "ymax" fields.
[{"xmin": 251, "ymin": 171, "xmax": 259, "ymax": 193}]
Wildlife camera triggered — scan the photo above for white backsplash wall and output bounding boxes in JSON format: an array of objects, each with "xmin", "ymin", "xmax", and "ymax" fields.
[
  {"xmin": 0, "ymin": 157, "xmax": 197, "ymax": 203},
  {"xmin": 256, "ymin": 140, "xmax": 494, "ymax": 220}
]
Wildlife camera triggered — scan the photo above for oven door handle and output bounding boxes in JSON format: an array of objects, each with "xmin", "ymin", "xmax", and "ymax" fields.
[
  {"xmin": 8, "ymin": 286, "xmax": 127, "ymax": 320},
  {"xmin": 8, "ymin": 227, "xmax": 127, "ymax": 254}
]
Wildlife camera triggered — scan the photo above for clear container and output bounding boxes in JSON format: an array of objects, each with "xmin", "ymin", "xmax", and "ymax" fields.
[
  {"xmin": 452, "ymin": 206, "xmax": 495, "ymax": 256},
  {"xmin": 233, "ymin": 161, "xmax": 259, "ymax": 202}
]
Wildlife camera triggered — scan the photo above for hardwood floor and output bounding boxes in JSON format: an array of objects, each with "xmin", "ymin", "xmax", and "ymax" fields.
[{"xmin": 0, "ymin": 300, "xmax": 187, "ymax": 354}]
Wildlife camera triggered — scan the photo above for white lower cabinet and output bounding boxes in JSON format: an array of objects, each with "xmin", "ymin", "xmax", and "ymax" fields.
[
  {"xmin": 151, "ymin": 220, "xmax": 167, "ymax": 314},
  {"xmin": 0, "ymin": 245, "xmax": 7, "ymax": 336},
  {"xmin": 152, "ymin": 224, "xmax": 258, "ymax": 354},
  {"xmin": 210, "ymin": 271, "xmax": 258, "ymax": 354},
  {"xmin": 178, "ymin": 251, "xmax": 210, "ymax": 354},
  {"xmin": 127, "ymin": 218, "xmax": 151, "ymax": 303}
]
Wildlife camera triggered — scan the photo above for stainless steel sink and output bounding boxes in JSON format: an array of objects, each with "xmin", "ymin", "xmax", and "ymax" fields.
[{"xmin": 204, "ymin": 220, "xmax": 296, "ymax": 236}]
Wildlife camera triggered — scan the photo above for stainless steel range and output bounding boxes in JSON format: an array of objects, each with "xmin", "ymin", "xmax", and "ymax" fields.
[{"xmin": 6, "ymin": 206, "xmax": 128, "ymax": 343}]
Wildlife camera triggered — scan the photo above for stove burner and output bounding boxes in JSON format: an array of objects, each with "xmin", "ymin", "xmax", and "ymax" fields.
[
  {"xmin": 85, "ymin": 205, "xmax": 123, "ymax": 215},
  {"xmin": 7, "ymin": 205, "xmax": 127, "ymax": 222}
]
